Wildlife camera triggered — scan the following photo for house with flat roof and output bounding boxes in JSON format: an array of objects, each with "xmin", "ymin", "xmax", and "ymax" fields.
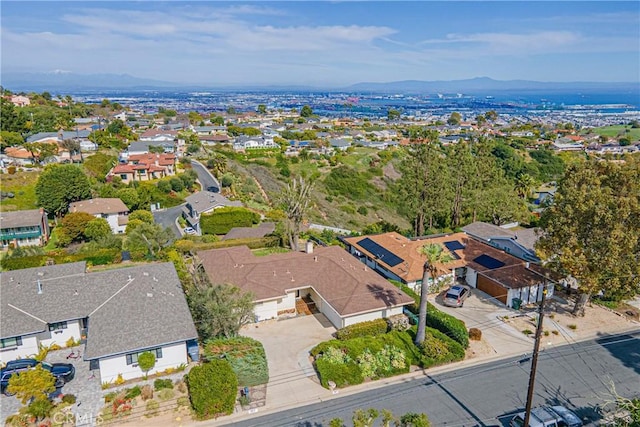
[
  {"xmin": 342, "ymin": 232, "xmax": 553, "ymax": 308},
  {"xmin": 0, "ymin": 209, "xmax": 50, "ymax": 249},
  {"xmin": 0, "ymin": 262, "xmax": 198, "ymax": 383},
  {"xmin": 198, "ymin": 244, "xmax": 414, "ymax": 329},
  {"xmin": 69, "ymin": 198, "xmax": 129, "ymax": 234}
]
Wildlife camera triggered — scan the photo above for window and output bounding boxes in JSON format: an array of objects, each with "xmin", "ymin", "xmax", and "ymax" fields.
[
  {"xmin": 49, "ymin": 321, "xmax": 68, "ymax": 331},
  {"xmin": 126, "ymin": 348, "xmax": 163, "ymax": 365},
  {"xmin": 120, "ymin": 174, "xmax": 128, "ymax": 180},
  {"xmin": 0, "ymin": 337, "xmax": 22, "ymax": 348}
]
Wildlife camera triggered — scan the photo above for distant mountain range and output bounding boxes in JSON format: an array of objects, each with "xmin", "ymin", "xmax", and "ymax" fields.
[{"xmin": 2, "ymin": 71, "xmax": 638, "ymax": 94}]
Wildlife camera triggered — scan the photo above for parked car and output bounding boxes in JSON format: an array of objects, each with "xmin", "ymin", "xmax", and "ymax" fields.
[
  {"xmin": 184, "ymin": 227, "xmax": 196, "ymax": 235},
  {"xmin": 1, "ymin": 358, "xmax": 75, "ymax": 395},
  {"xmin": 206, "ymin": 185, "xmax": 219, "ymax": 193},
  {"xmin": 443, "ymin": 285, "xmax": 470, "ymax": 307},
  {"xmin": 510, "ymin": 405, "xmax": 583, "ymax": 427}
]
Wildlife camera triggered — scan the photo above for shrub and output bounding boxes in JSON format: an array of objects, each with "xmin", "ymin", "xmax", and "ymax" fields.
[
  {"xmin": 65, "ymin": 337, "xmax": 78, "ymax": 348},
  {"xmin": 336, "ymin": 319, "xmax": 389, "ymax": 340},
  {"xmin": 141, "ymin": 385, "xmax": 154, "ymax": 401},
  {"xmin": 400, "ymin": 412, "xmax": 431, "ymax": 427},
  {"xmin": 186, "ymin": 359, "xmax": 238, "ymax": 420},
  {"xmin": 62, "ymin": 394, "xmax": 77, "ymax": 404},
  {"xmin": 200, "ymin": 206, "xmax": 261, "ymax": 235},
  {"xmin": 468, "ymin": 328, "xmax": 482, "ymax": 341},
  {"xmin": 568, "ymin": 324, "xmax": 577, "ymax": 330},
  {"xmin": 114, "ymin": 373, "xmax": 125, "ymax": 385},
  {"xmin": 175, "ymin": 379, "xmax": 187, "ymax": 393},
  {"xmin": 419, "ymin": 328, "xmax": 465, "ymax": 368},
  {"xmin": 177, "ymin": 396, "xmax": 190, "ymax": 407},
  {"xmin": 315, "ymin": 357, "xmax": 363, "ymax": 389},
  {"xmin": 522, "ymin": 329, "xmax": 533, "ymax": 335},
  {"xmin": 426, "ymin": 303, "xmax": 469, "ymax": 349},
  {"xmin": 1, "ymin": 255, "xmax": 46, "ymax": 270},
  {"xmin": 104, "ymin": 392, "xmax": 117, "ymax": 403},
  {"xmin": 154, "ymin": 378, "xmax": 173, "ymax": 391},
  {"xmin": 145, "ymin": 399, "xmax": 159, "ymax": 417},
  {"xmin": 157, "ymin": 388, "xmax": 175, "ymax": 401},
  {"xmin": 124, "ymin": 386, "xmax": 141, "ymax": 400},
  {"xmin": 204, "ymin": 337, "xmax": 269, "ymax": 387},
  {"xmin": 357, "ymin": 206, "xmax": 368, "ymax": 215}
]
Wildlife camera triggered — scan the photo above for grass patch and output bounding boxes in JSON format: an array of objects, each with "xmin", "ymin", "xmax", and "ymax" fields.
[
  {"xmin": 0, "ymin": 170, "xmax": 40, "ymax": 211},
  {"xmin": 591, "ymin": 125, "xmax": 640, "ymax": 140},
  {"xmin": 252, "ymin": 247, "xmax": 290, "ymax": 257}
]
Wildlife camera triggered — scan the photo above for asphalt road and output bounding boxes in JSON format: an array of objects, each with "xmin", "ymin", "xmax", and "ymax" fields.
[
  {"xmin": 190, "ymin": 158, "xmax": 220, "ymax": 191},
  {"xmin": 222, "ymin": 331, "xmax": 640, "ymax": 427}
]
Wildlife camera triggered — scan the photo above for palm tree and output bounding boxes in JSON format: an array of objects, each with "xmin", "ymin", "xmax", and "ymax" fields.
[
  {"xmin": 415, "ymin": 243, "xmax": 454, "ymax": 345},
  {"xmin": 515, "ymin": 173, "xmax": 535, "ymax": 199}
]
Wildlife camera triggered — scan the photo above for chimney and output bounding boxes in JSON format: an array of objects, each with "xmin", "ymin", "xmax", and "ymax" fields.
[
  {"xmin": 525, "ymin": 262, "xmax": 530, "ymax": 269},
  {"xmin": 305, "ymin": 241, "xmax": 314, "ymax": 254},
  {"xmin": 37, "ymin": 280, "xmax": 43, "ymax": 294}
]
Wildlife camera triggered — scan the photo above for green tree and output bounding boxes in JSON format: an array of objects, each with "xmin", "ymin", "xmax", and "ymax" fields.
[
  {"xmin": 415, "ymin": 243, "xmax": 453, "ymax": 345},
  {"xmin": 400, "ymin": 412, "xmax": 431, "ymax": 427},
  {"xmin": 300, "ymin": 105, "xmax": 313, "ymax": 117},
  {"xmin": 536, "ymin": 158, "xmax": 640, "ymax": 315},
  {"xmin": 24, "ymin": 142, "xmax": 59, "ymax": 164},
  {"xmin": 7, "ymin": 365, "xmax": 56, "ymax": 404},
  {"xmin": 0, "ymin": 98, "xmax": 28, "ymax": 132},
  {"xmin": 485, "ymin": 110, "xmax": 498, "ymax": 121},
  {"xmin": 353, "ymin": 408, "xmax": 379, "ymax": 427},
  {"xmin": 58, "ymin": 212, "xmax": 95, "ymax": 245},
  {"xmin": 446, "ymin": 142, "xmax": 476, "ymax": 228},
  {"xmin": 0, "ymin": 130, "xmax": 24, "ymax": 150},
  {"xmin": 126, "ymin": 222, "xmax": 174, "ymax": 258},
  {"xmin": 206, "ymin": 154, "xmax": 227, "ymax": 178},
  {"xmin": 137, "ymin": 351, "xmax": 156, "ymax": 379},
  {"xmin": 84, "ymin": 218, "xmax": 112, "ymax": 241},
  {"xmin": 188, "ymin": 262, "xmax": 255, "ymax": 340},
  {"xmin": 515, "ymin": 173, "xmax": 536, "ymax": 199},
  {"xmin": 116, "ymin": 187, "xmax": 140, "ymax": 211},
  {"xmin": 257, "ymin": 104, "xmax": 267, "ymax": 114},
  {"xmin": 25, "ymin": 398, "xmax": 54, "ymax": 422},
  {"xmin": 387, "ymin": 109, "xmax": 401, "ymax": 121},
  {"xmin": 129, "ymin": 210, "xmax": 155, "ymax": 224},
  {"xmin": 187, "ymin": 359, "xmax": 238, "ymax": 420},
  {"xmin": 210, "ymin": 115, "xmax": 225, "ymax": 125},
  {"xmin": 36, "ymin": 164, "xmax": 92, "ymax": 218},
  {"xmin": 447, "ymin": 112, "xmax": 462, "ymax": 126},
  {"xmin": 83, "ymin": 152, "xmax": 117, "ymax": 180},
  {"xmin": 188, "ymin": 111, "xmax": 204, "ymax": 124},
  {"xmin": 279, "ymin": 177, "xmax": 314, "ymax": 251}
]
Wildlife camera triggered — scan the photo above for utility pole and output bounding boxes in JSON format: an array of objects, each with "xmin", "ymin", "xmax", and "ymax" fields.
[{"xmin": 523, "ymin": 278, "xmax": 548, "ymax": 427}]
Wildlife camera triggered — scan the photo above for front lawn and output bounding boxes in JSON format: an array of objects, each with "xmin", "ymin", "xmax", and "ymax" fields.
[{"xmin": 0, "ymin": 170, "xmax": 40, "ymax": 211}]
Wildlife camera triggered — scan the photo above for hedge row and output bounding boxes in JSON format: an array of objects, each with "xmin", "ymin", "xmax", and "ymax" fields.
[
  {"xmin": 203, "ymin": 337, "xmax": 269, "ymax": 387},
  {"xmin": 200, "ymin": 207, "xmax": 260, "ymax": 235},
  {"xmin": 390, "ymin": 280, "xmax": 469, "ymax": 349},
  {"xmin": 420, "ymin": 328, "xmax": 466, "ymax": 368},
  {"xmin": 0, "ymin": 249, "xmax": 121, "ymax": 271},
  {"xmin": 186, "ymin": 360, "xmax": 237, "ymax": 420},
  {"xmin": 336, "ymin": 319, "xmax": 389, "ymax": 340}
]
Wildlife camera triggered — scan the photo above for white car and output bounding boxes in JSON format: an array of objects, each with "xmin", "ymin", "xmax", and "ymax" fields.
[
  {"xmin": 510, "ymin": 406, "xmax": 582, "ymax": 427},
  {"xmin": 184, "ymin": 227, "xmax": 196, "ymax": 235}
]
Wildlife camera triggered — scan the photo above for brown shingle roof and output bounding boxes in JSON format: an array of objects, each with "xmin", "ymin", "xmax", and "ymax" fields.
[
  {"xmin": 69, "ymin": 198, "xmax": 129, "ymax": 215},
  {"xmin": 198, "ymin": 245, "xmax": 414, "ymax": 316}
]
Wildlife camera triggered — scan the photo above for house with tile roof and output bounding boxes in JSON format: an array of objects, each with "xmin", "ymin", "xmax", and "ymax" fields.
[
  {"xmin": 342, "ymin": 232, "xmax": 554, "ymax": 308},
  {"xmin": 0, "ymin": 262, "xmax": 198, "ymax": 383},
  {"xmin": 0, "ymin": 209, "xmax": 50, "ymax": 249},
  {"xmin": 107, "ymin": 153, "xmax": 176, "ymax": 184},
  {"xmin": 69, "ymin": 198, "xmax": 129, "ymax": 234},
  {"xmin": 198, "ymin": 244, "xmax": 414, "ymax": 329}
]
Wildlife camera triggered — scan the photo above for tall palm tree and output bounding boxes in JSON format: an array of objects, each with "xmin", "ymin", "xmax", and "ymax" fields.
[
  {"xmin": 415, "ymin": 243, "xmax": 454, "ymax": 345},
  {"xmin": 515, "ymin": 173, "xmax": 535, "ymax": 199}
]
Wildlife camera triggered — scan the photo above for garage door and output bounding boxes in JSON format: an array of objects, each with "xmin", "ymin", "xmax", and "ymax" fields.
[{"xmin": 477, "ymin": 275, "xmax": 508, "ymax": 304}]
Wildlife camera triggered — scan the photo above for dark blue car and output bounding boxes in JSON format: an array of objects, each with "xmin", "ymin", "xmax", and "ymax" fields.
[{"xmin": 1, "ymin": 359, "xmax": 75, "ymax": 395}]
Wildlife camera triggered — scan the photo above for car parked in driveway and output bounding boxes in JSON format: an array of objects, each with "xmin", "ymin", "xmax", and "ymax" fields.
[
  {"xmin": 443, "ymin": 285, "xmax": 470, "ymax": 307},
  {"xmin": 0, "ymin": 359, "xmax": 75, "ymax": 395},
  {"xmin": 184, "ymin": 227, "xmax": 196, "ymax": 235},
  {"xmin": 510, "ymin": 405, "xmax": 583, "ymax": 427}
]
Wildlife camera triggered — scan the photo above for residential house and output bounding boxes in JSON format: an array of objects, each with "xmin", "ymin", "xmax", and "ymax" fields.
[
  {"xmin": 200, "ymin": 134, "xmax": 231, "ymax": 146},
  {"xmin": 462, "ymin": 222, "xmax": 540, "ymax": 263},
  {"xmin": 233, "ymin": 135, "xmax": 278, "ymax": 151},
  {"xmin": 68, "ymin": 198, "xmax": 129, "ymax": 234},
  {"xmin": 329, "ymin": 138, "xmax": 352, "ymax": 151},
  {"xmin": 342, "ymin": 232, "xmax": 554, "ymax": 308},
  {"xmin": 0, "ymin": 209, "xmax": 50, "ymax": 249},
  {"xmin": 182, "ymin": 191, "xmax": 243, "ymax": 233},
  {"xmin": 107, "ymin": 153, "xmax": 176, "ymax": 184},
  {"xmin": 9, "ymin": 95, "xmax": 30, "ymax": 107},
  {"xmin": 0, "ymin": 262, "xmax": 198, "ymax": 383},
  {"xmin": 552, "ymin": 138, "xmax": 584, "ymax": 151},
  {"xmin": 198, "ymin": 244, "xmax": 414, "ymax": 328}
]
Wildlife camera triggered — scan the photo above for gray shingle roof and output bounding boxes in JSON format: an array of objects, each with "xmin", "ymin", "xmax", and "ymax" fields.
[
  {"xmin": 0, "ymin": 262, "xmax": 197, "ymax": 360},
  {"xmin": 462, "ymin": 221, "xmax": 514, "ymax": 241},
  {"xmin": 0, "ymin": 209, "xmax": 46, "ymax": 229}
]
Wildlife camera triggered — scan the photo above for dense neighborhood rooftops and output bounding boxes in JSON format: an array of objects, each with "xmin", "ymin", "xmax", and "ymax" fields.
[
  {"xmin": 198, "ymin": 245, "xmax": 414, "ymax": 316},
  {"xmin": 0, "ymin": 262, "xmax": 197, "ymax": 360},
  {"xmin": 69, "ymin": 198, "xmax": 128, "ymax": 215},
  {"xmin": 0, "ymin": 209, "xmax": 47, "ymax": 229}
]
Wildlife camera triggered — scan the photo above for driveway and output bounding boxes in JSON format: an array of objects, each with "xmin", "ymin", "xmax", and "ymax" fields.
[
  {"xmin": 153, "ymin": 204, "xmax": 184, "ymax": 238},
  {"xmin": 190, "ymin": 159, "xmax": 220, "ymax": 192},
  {"xmin": 240, "ymin": 314, "xmax": 336, "ymax": 411}
]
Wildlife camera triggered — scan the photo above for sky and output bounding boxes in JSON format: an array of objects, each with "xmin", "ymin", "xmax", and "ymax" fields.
[{"xmin": 1, "ymin": 1, "xmax": 639, "ymax": 87}]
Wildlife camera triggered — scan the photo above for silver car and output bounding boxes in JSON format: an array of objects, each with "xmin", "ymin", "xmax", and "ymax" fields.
[
  {"xmin": 510, "ymin": 405, "xmax": 583, "ymax": 427},
  {"xmin": 443, "ymin": 285, "xmax": 470, "ymax": 307}
]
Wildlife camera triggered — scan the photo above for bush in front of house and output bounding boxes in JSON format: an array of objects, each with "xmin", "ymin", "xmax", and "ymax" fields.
[
  {"xmin": 200, "ymin": 206, "xmax": 260, "ymax": 235},
  {"xmin": 1, "ymin": 254, "xmax": 47, "ymax": 270},
  {"xmin": 124, "ymin": 386, "xmax": 141, "ymax": 400},
  {"xmin": 187, "ymin": 359, "xmax": 238, "ymax": 420},
  {"xmin": 203, "ymin": 336, "xmax": 269, "ymax": 387},
  {"xmin": 153, "ymin": 378, "xmax": 173, "ymax": 391},
  {"xmin": 419, "ymin": 328, "xmax": 466, "ymax": 368},
  {"xmin": 336, "ymin": 319, "xmax": 389, "ymax": 341}
]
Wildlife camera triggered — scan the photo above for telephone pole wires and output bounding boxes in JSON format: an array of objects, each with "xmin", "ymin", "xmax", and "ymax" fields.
[{"xmin": 523, "ymin": 278, "xmax": 548, "ymax": 427}]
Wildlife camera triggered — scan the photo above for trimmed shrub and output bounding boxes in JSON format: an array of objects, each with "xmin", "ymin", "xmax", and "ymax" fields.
[
  {"xmin": 1, "ymin": 255, "xmax": 47, "ymax": 270},
  {"xmin": 153, "ymin": 378, "xmax": 173, "ymax": 391},
  {"xmin": 315, "ymin": 357, "xmax": 363, "ymax": 388},
  {"xmin": 157, "ymin": 388, "xmax": 175, "ymax": 401},
  {"xmin": 336, "ymin": 319, "xmax": 389, "ymax": 340},
  {"xmin": 187, "ymin": 359, "xmax": 238, "ymax": 420},
  {"xmin": 62, "ymin": 394, "xmax": 77, "ymax": 404},
  {"xmin": 124, "ymin": 386, "xmax": 142, "ymax": 400},
  {"xmin": 200, "ymin": 206, "xmax": 260, "ymax": 235},
  {"xmin": 203, "ymin": 337, "xmax": 269, "ymax": 387},
  {"xmin": 145, "ymin": 399, "xmax": 159, "ymax": 417},
  {"xmin": 104, "ymin": 392, "xmax": 117, "ymax": 404},
  {"xmin": 469, "ymin": 328, "xmax": 482, "ymax": 341},
  {"xmin": 420, "ymin": 328, "xmax": 465, "ymax": 368}
]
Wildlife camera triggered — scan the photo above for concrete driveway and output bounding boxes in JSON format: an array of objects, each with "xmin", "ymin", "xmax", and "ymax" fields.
[
  {"xmin": 240, "ymin": 314, "xmax": 336, "ymax": 411},
  {"xmin": 433, "ymin": 287, "xmax": 533, "ymax": 356}
]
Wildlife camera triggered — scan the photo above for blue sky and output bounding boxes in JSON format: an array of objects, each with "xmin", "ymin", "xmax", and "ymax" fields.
[{"xmin": 2, "ymin": 1, "xmax": 639, "ymax": 86}]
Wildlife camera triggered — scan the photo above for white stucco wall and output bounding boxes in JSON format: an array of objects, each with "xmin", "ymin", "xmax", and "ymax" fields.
[
  {"xmin": 343, "ymin": 306, "xmax": 405, "ymax": 327},
  {"xmin": 38, "ymin": 320, "xmax": 82, "ymax": 348},
  {"xmin": 276, "ymin": 293, "xmax": 296, "ymax": 311},
  {"xmin": 507, "ymin": 283, "xmax": 555, "ymax": 308},
  {"xmin": 101, "ymin": 213, "xmax": 127, "ymax": 234},
  {"xmin": 465, "ymin": 268, "xmax": 478, "ymax": 288},
  {"xmin": 319, "ymin": 300, "xmax": 343, "ymax": 329},
  {"xmin": 254, "ymin": 300, "xmax": 278, "ymax": 322},
  {"xmin": 98, "ymin": 342, "xmax": 188, "ymax": 383},
  {"xmin": 0, "ymin": 335, "xmax": 39, "ymax": 363}
]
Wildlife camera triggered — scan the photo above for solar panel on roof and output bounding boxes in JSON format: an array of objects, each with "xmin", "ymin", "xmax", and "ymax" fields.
[
  {"xmin": 473, "ymin": 254, "xmax": 505, "ymax": 270},
  {"xmin": 444, "ymin": 241, "xmax": 465, "ymax": 251},
  {"xmin": 358, "ymin": 237, "xmax": 404, "ymax": 267}
]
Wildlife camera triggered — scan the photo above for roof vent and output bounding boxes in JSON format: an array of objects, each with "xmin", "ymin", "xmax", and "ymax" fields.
[
  {"xmin": 128, "ymin": 275, "xmax": 132, "ymax": 281},
  {"xmin": 147, "ymin": 292, "xmax": 153, "ymax": 298},
  {"xmin": 37, "ymin": 280, "xmax": 43, "ymax": 294},
  {"xmin": 153, "ymin": 277, "xmax": 158, "ymax": 282},
  {"xmin": 37, "ymin": 272, "xmax": 44, "ymax": 277},
  {"xmin": 74, "ymin": 289, "xmax": 79, "ymax": 296},
  {"xmin": 143, "ymin": 272, "xmax": 149, "ymax": 276},
  {"xmin": 314, "ymin": 256, "xmax": 318, "ymax": 262}
]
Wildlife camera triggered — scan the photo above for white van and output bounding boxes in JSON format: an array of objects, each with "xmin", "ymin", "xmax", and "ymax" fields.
[{"xmin": 510, "ymin": 406, "xmax": 583, "ymax": 427}]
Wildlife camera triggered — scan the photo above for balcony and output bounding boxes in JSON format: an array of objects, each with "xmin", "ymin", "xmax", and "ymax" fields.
[{"xmin": 0, "ymin": 229, "xmax": 42, "ymax": 240}]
